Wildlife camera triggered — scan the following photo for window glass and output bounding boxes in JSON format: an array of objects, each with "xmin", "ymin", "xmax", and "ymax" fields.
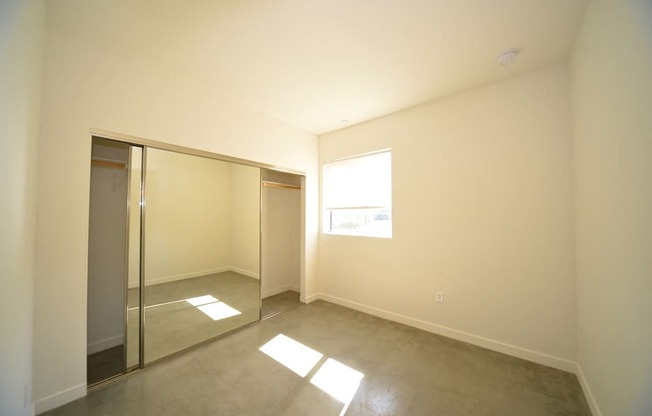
[{"xmin": 322, "ymin": 150, "xmax": 392, "ymax": 238}]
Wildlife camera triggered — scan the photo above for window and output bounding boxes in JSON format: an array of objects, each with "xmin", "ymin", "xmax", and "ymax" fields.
[{"xmin": 322, "ymin": 149, "xmax": 392, "ymax": 238}]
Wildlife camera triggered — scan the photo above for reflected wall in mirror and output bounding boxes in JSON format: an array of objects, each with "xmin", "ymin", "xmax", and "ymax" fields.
[{"xmin": 143, "ymin": 148, "xmax": 261, "ymax": 363}]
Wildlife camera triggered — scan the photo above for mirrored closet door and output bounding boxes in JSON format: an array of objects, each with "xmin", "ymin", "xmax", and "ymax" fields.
[
  {"xmin": 143, "ymin": 148, "xmax": 261, "ymax": 363},
  {"xmin": 88, "ymin": 136, "xmax": 269, "ymax": 383}
]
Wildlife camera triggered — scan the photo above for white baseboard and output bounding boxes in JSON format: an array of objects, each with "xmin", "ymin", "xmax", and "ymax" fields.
[
  {"xmin": 133, "ymin": 267, "xmax": 259, "ymax": 288},
  {"xmin": 262, "ymin": 284, "xmax": 300, "ymax": 299},
  {"xmin": 315, "ymin": 293, "xmax": 577, "ymax": 373},
  {"xmin": 87, "ymin": 334, "xmax": 123, "ymax": 354},
  {"xmin": 304, "ymin": 293, "xmax": 320, "ymax": 304},
  {"xmin": 142, "ymin": 267, "xmax": 229, "ymax": 287},
  {"xmin": 576, "ymin": 364, "xmax": 601, "ymax": 416},
  {"xmin": 229, "ymin": 267, "xmax": 260, "ymax": 280},
  {"xmin": 35, "ymin": 383, "xmax": 86, "ymax": 415}
]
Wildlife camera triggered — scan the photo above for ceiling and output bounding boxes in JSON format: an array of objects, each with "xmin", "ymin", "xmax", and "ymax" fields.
[{"xmin": 49, "ymin": 0, "xmax": 589, "ymax": 135}]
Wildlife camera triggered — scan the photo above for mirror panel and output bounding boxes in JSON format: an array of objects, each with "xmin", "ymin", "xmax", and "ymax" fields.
[
  {"xmin": 143, "ymin": 148, "xmax": 260, "ymax": 363},
  {"xmin": 126, "ymin": 146, "xmax": 142, "ymax": 369}
]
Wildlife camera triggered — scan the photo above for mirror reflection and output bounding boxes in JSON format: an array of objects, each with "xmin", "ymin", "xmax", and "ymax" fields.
[{"xmin": 143, "ymin": 148, "xmax": 261, "ymax": 363}]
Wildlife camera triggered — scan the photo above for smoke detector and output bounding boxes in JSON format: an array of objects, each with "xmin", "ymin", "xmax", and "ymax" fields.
[{"xmin": 497, "ymin": 48, "xmax": 519, "ymax": 65}]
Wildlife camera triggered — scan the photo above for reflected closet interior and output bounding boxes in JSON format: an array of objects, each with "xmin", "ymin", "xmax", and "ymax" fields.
[{"xmin": 87, "ymin": 137, "xmax": 303, "ymax": 386}]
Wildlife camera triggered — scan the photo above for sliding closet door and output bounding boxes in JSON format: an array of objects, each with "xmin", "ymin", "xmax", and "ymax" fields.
[
  {"xmin": 87, "ymin": 138, "xmax": 142, "ymax": 385},
  {"xmin": 143, "ymin": 148, "xmax": 261, "ymax": 363},
  {"xmin": 125, "ymin": 146, "xmax": 142, "ymax": 369}
]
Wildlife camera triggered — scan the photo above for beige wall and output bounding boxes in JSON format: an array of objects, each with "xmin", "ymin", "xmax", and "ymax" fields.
[
  {"xmin": 0, "ymin": 1, "xmax": 44, "ymax": 415},
  {"xmin": 570, "ymin": 1, "xmax": 652, "ymax": 415},
  {"xmin": 144, "ymin": 149, "xmax": 233, "ymax": 284},
  {"xmin": 145, "ymin": 151, "xmax": 261, "ymax": 284},
  {"xmin": 34, "ymin": 1, "xmax": 318, "ymax": 412},
  {"xmin": 319, "ymin": 64, "xmax": 577, "ymax": 370},
  {"xmin": 230, "ymin": 163, "xmax": 262, "ymax": 278}
]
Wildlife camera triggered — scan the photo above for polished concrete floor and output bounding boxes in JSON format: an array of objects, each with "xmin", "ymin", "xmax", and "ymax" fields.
[
  {"xmin": 90, "ymin": 279, "xmax": 301, "ymax": 386},
  {"xmin": 60, "ymin": 300, "xmax": 590, "ymax": 416},
  {"xmin": 129, "ymin": 271, "xmax": 260, "ymax": 364},
  {"xmin": 262, "ymin": 290, "xmax": 302, "ymax": 318},
  {"xmin": 87, "ymin": 345, "xmax": 124, "ymax": 385}
]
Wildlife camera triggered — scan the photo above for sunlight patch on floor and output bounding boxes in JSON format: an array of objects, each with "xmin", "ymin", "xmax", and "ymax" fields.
[
  {"xmin": 186, "ymin": 295, "xmax": 219, "ymax": 306},
  {"xmin": 310, "ymin": 358, "xmax": 364, "ymax": 404},
  {"xmin": 259, "ymin": 334, "xmax": 324, "ymax": 377},
  {"xmin": 197, "ymin": 301, "xmax": 241, "ymax": 320}
]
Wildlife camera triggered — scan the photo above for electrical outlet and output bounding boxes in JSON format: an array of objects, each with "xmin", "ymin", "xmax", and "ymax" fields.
[{"xmin": 436, "ymin": 291, "xmax": 444, "ymax": 303}]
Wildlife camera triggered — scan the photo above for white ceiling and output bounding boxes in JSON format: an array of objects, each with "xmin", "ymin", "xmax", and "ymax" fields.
[{"xmin": 49, "ymin": 0, "xmax": 589, "ymax": 135}]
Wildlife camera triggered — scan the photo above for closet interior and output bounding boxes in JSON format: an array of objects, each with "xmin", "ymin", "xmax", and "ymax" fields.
[{"xmin": 261, "ymin": 169, "xmax": 303, "ymax": 318}]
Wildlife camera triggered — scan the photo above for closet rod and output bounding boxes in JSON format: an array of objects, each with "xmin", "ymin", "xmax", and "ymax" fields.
[
  {"xmin": 262, "ymin": 180, "xmax": 301, "ymax": 190},
  {"xmin": 91, "ymin": 159, "xmax": 127, "ymax": 169}
]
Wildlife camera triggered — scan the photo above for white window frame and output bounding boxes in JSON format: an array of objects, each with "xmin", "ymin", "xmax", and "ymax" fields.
[{"xmin": 322, "ymin": 149, "xmax": 392, "ymax": 238}]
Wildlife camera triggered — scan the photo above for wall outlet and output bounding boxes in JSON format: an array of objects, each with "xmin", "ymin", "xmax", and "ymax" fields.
[{"xmin": 436, "ymin": 291, "xmax": 444, "ymax": 303}]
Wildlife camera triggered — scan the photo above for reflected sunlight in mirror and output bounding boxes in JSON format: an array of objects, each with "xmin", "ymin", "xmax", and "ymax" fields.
[
  {"xmin": 310, "ymin": 358, "xmax": 364, "ymax": 408},
  {"xmin": 197, "ymin": 301, "xmax": 241, "ymax": 321},
  {"xmin": 259, "ymin": 334, "xmax": 324, "ymax": 377},
  {"xmin": 186, "ymin": 295, "xmax": 219, "ymax": 306}
]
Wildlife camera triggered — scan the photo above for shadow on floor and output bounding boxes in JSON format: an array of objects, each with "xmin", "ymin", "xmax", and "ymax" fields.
[
  {"xmin": 87, "ymin": 345, "xmax": 124, "ymax": 385},
  {"xmin": 261, "ymin": 290, "xmax": 302, "ymax": 318}
]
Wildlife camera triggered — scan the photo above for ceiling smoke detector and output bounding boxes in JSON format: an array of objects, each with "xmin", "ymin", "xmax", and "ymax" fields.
[{"xmin": 497, "ymin": 49, "xmax": 519, "ymax": 65}]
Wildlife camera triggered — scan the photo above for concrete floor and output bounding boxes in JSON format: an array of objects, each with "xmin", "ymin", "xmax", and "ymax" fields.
[
  {"xmin": 131, "ymin": 272, "xmax": 260, "ymax": 364},
  {"xmin": 87, "ymin": 345, "xmax": 124, "ymax": 385},
  {"xmin": 90, "ymin": 278, "xmax": 302, "ymax": 386},
  {"xmin": 262, "ymin": 290, "xmax": 302, "ymax": 318},
  {"xmin": 52, "ymin": 300, "xmax": 590, "ymax": 416}
]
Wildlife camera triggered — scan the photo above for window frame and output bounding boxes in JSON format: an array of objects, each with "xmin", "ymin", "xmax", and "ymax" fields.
[{"xmin": 321, "ymin": 149, "xmax": 392, "ymax": 238}]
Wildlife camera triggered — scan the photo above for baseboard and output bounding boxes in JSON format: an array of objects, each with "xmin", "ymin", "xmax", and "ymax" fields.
[
  {"xmin": 137, "ymin": 266, "xmax": 259, "ymax": 287},
  {"xmin": 576, "ymin": 364, "xmax": 602, "ymax": 416},
  {"xmin": 304, "ymin": 293, "xmax": 320, "ymax": 304},
  {"xmin": 316, "ymin": 293, "xmax": 577, "ymax": 373},
  {"xmin": 142, "ymin": 267, "xmax": 229, "ymax": 286},
  {"xmin": 262, "ymin": 284, "xmax": 300, "ymax": 299},
  {"xmin": 229, "ymin": 267, "xmax": 260, "ymax": 280},
  {"xmin": 35, "ymin": 383, "xmax": 86, "ymax": 415},
  {"xmin": 87, "ymin": 334, "xmax": 123, "ymax": 354}
]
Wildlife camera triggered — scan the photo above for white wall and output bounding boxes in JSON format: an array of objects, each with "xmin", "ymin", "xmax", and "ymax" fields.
[
  {"xmin": 319, "ymin": 64, "xmax": 577, "ymax": 370},
  {"xmin": 34, "ymin": 1, "xmax": 318, "ymax": 412},
  {"xmin": 87, "ymin": 164, "xmax": 127, "ymax": 353},
  {"xmin": 145, "ymin": 151, "xmax": 261, "ymax": 284},
  {"xmin": 127, "ymin": 147, "xmax": 142, "ymax": 289},
  {"xmin": 230, "ymin": 163, "xmax": 262, "ymax": 278},
  {"xmin": 144, "ymin": 149, "xmax": 232, "ymax": 284},
  {"xmin": 570, "ymin": 1, "xmax": 652, "ymax": 415},
  {"xmin": 0, "ymin": 1, "xmax": 44, "ymax": 415}
]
